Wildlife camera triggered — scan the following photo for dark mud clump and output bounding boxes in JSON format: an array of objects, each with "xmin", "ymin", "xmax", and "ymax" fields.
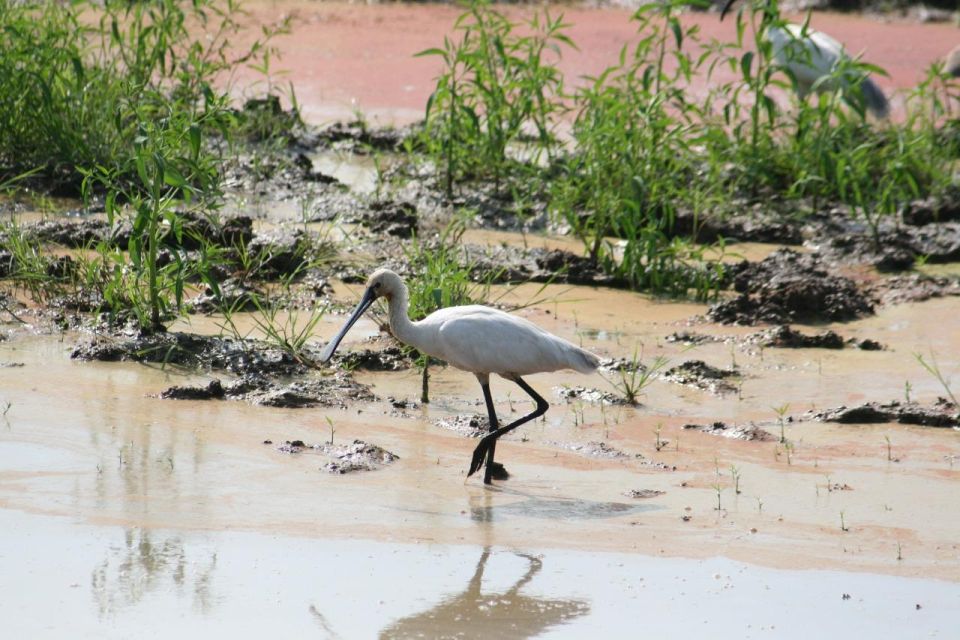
[
  {"xmin": 662, "ymin": 360, "xmax": 739, "ymax": 395},
  {"xmin": 160, "ymin": 379, "xmax": 226, "ymax": 400},
  {"xmin": 901, "ymin": 197, "xmax": 960, "ymax": 227},
  {"xmin": 752, "ymin": 324, "xmax": 844, "ymax": 349},
  {"xmin": 819, "ymin": 224, "xmax": 960, "ymax": 272},
  {"xmin": 332, "ymin": 344, "xmax": 413, "ymax": 371},
  {"xmin": 75, "ymin": 332, "xmax": 375, "ymax": 408},
  {"xmin": 238, "ymin": 374, "xmax": 374, "ymax": 408},
  {"xmin": 159, "ymin": 374, "xmax": 374, "ymax": 408},
  {"xmin": 707, "ymin": 249, "xmax": 874, "ymax": 325},
  {"xmin": 315, "ymin": 120, "xmax": 410, "ymax": 152},
  {"xmin": 462, "ymin": 244, "xmax": 625, "ymax": 288},
  {"xmin": 317, "ymin": 440, "xmax": 400, "ymax": 474},
  {"xmin": 665, "ymin": 331, "xmax": 725, "ymax": 346},
  {"xmin": 72, "ymin": 331, "xmax": 310, "ymax": 377},
  {"xmin": 553, "ymin": 385, "xmax": 624, "ymax": 405},
  {"xmin": 682, "ymin": 421, "xmax": 776, "ymax": 441},
  {"xmin": 273, "ymin": 436, "xmax": 399, "ymax": 473},
  {"xmin": 243, "ymin": 229, "xmax": 318, "ymax": 280},
  {"xmin": 28, "ymin": 211, "xmax": 254, "ymax": 252},
  {"xmin": 361, "ymin": 200, "xmax": 418, "ymax": 238},
  {"xmin": 808, "ymin": 398, "xmax": 960, "ymax": 428},
  {"xmin": 189, "ymin": 278, "xmax": 260, "ymax": 314},
  {"xmin": 623, "ymin": 489, "xmax": 665, "ymax": 499},
  {"xmin": 751, "ymin": 325, "xmax": 885, "ymax": 350},
  {"xmin": 532, "ymin": 249, "xmax": 624, "ymax": 287},
  {"xmin": 671, "ymin": 208, "xmax": 804, "ymax": 245},
  {"xmin": 433, "ymin": 414, "xmax": 490, "ymax": 438},
  {"xmin": 556, "ymin": 441, "xmax": 630, "ymax": 459},
  {"xmin": 864, "ymin": 274, "xmax": 960, "ymax": 307}
]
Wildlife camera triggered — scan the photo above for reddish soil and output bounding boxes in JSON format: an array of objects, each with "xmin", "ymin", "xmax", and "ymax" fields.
[{"xmin": 238, "ymin": 1, "xmax": 960, "ymax": 125}]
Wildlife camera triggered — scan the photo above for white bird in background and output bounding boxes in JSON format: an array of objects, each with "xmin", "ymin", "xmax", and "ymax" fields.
[
  {"xmin": 319, "ymin": 269, "xmax": 600, "ymax": 484},
  {"xmin": 721, "ymin": 0, "xmax": 889, "ymax": 119},
  {"xmin": 946, "ymin": 45, "xmax": 960, "ymax": 79}
]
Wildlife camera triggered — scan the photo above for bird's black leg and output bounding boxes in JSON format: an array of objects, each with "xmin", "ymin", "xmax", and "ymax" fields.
[
  {"xmin": 479, "ymin": 382, "xmax": 504, "ymax": 485},
  {"xmin": 468, "ymin": 377, "xmax": 549, "ymax": 481}
]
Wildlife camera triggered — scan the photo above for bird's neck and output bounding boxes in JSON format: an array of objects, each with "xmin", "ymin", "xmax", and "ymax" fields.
[{"xmin": 386, "ymin": 284, "xmax": 419, "ymax": 347}]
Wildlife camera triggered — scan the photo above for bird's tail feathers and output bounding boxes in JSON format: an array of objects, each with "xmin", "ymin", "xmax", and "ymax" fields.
[
  {"xmin": 860, "ymin": 77, "xmax": 889, "ymax": 119},
  {"xmin": 569, "ymin": 347, "xmax": 601, "ymax": 374}
]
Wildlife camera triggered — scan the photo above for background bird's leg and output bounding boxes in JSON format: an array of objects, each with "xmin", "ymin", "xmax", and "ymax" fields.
[
  {"xmin": 468, "ymin": 377, "xmax": 549, "ymax": 481},
  {"xmin": 480, "ymin": 381, "xmax": 499, "ymax": 485}
]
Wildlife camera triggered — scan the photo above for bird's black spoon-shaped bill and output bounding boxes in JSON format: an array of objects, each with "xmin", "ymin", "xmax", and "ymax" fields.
[{"xmin": 319, "ymin": 286, "xmax": 377, "ymax": 363}]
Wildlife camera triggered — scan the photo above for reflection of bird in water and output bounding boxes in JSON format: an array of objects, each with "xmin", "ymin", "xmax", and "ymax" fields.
[
  {"xmin": 378, "ymin": 548, "xmax": 590, "ymax": 639},
  {"xmin": 721, "ymin": 0, "xmax": 889, "ymax": 119},
  {"xmin": 320, "ymin": 269, "xmax": 600, "ymax": 485}
]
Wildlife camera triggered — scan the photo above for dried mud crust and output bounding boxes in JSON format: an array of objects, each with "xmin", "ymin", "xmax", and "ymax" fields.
[
  {"xmin": 72, "ymin": 331, "xmax": 374, "ymax": 408},
  {"xmin": 749, "ymin": 325, "xmax": 883, "ymax": 350},
  {"xmin": 682, "ymin": 421, "xmax": 777, "ymax": 441},
  {"xmin": 463, "ymin": 244, "xmax": 624, "ymax": 288},
  {"xmin": 662, "ymin": 360, "xmax": 740, "ymax": 395},
  {"xmin": 27, "ymin": 211, "xmax": 254, "ymax": 251},
  {"xmin": 269, "ymin": 437, "xmax": 400, "ymax": 474},
  {"xmin": 808, "ymin": 398, "xmax": 960, "ymax": 428},
  {"xmin": 707, "ymin": 249, "xmax": 875, "ymax": 325},
  {"xmin": 816, "ymin": 219, "xmax": 960, "ymax": 273},
  {"xmin": 553, "ymin": 385, "xmax": 625, "ymax": 405}
]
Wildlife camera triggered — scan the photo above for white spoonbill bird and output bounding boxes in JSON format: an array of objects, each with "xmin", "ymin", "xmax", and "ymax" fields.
[
  {"xmin": 319, "ymin": 269, "xmax": 600, "ymax": 484},
  {"xmin": 946, "ymin": 45, "xmax": 960, "ymax": 78},
  {"xmin": 721, "ymin": 0, "xmax": 889, "ymax": 119}
]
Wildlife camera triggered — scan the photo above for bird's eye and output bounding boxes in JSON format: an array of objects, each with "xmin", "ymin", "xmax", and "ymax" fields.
[{"xmin": 374, "ymin": 282, "xmax": 381, "ymax": 289}]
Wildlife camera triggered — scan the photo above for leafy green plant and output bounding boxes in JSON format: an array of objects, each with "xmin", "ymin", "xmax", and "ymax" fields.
[
  {"xmin": 773, "ymin": 402, "xmax": 790, "ymax": 444},
  {"xmin": 0, "ymin": 0, "xmax": 283, "ymax": 192},
  {"xmin": 604, "ymin": 345, "xmax": 668, "ymax": 405},
  {"xmin": 550, "ymin": 1, "xmax": 727, "ymax": 299},
  {"xmin": 914, "ymin": 351, "xmax": 958, "ymax": 407},
  {"xmin": 417, "ymin": 0, "xmax": 573, "ymax": 196}
]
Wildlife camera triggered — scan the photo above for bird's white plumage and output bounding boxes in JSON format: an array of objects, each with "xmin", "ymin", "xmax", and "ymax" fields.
[
  {"xmin": 339, "ymin": 269, "xmax": 599, "ymax": 380},
  {"xmin": 418, "ymin": 305, "xmax": 598, "ymax": 376},
  {"xmin": 764, "ymin": 23, "xmax": 888, "ymax": 118}
]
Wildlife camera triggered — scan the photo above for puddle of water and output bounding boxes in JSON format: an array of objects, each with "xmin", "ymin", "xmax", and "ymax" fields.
[
  {"xmin": 2, "ymin": 507, "xmax": 958, "ymax": 639},
  {"xmin": 2, "ymin": 276, "xmax": 960, "ymax": 640},
  {"xmin": 308, "ymin": 149, "xmax": 393, "ymax": 195}
]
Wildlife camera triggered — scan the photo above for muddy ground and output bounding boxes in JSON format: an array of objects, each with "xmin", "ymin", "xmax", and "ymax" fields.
[{"xmin": 1, "ymin": 1, "xmax": 959, "ymax": 636}]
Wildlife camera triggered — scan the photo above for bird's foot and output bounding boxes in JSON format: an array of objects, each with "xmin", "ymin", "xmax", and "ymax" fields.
[{"xmin": 486, "ymin": 462, "xmax": 509, "ymax": 482}]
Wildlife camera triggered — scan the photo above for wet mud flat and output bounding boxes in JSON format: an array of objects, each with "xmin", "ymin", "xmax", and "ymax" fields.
[
  {"xmin": 4, "ymin": 99, "xmax": 960, "ymax": 637},
  {"xmin": 3, "ymin": 3, "xmax": 960, "ymax": 636}
]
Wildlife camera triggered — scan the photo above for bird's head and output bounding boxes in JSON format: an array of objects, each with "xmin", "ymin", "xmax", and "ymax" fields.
[
  {"xmin": 365, "ymin": 268, "xmax": 405, "ymax": 301},
  {"xmin": 319, "ymin": 269, "xmax": 405, "ymax": 363}
]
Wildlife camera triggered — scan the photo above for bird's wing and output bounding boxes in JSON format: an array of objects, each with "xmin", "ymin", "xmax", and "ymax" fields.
[
  {"xmin": 434, "ymin": 308, "xmax": 576, "ymax": 376},
  {"xmin": 772, "ymin": 24, "xmax": 846, "ymax": 85}
]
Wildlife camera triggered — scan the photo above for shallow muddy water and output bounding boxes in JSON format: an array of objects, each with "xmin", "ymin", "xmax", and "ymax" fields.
[
  {"xmin": 2, "ymin": 280, "xmax": 959, "ymax": 635},
  {"xmin": 4, "ymin": 2, "xmax": 960, "ymax": 635},
  {"xmin": 3, "ymin": 508, "xmax": 958, "ymax": 639}
]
